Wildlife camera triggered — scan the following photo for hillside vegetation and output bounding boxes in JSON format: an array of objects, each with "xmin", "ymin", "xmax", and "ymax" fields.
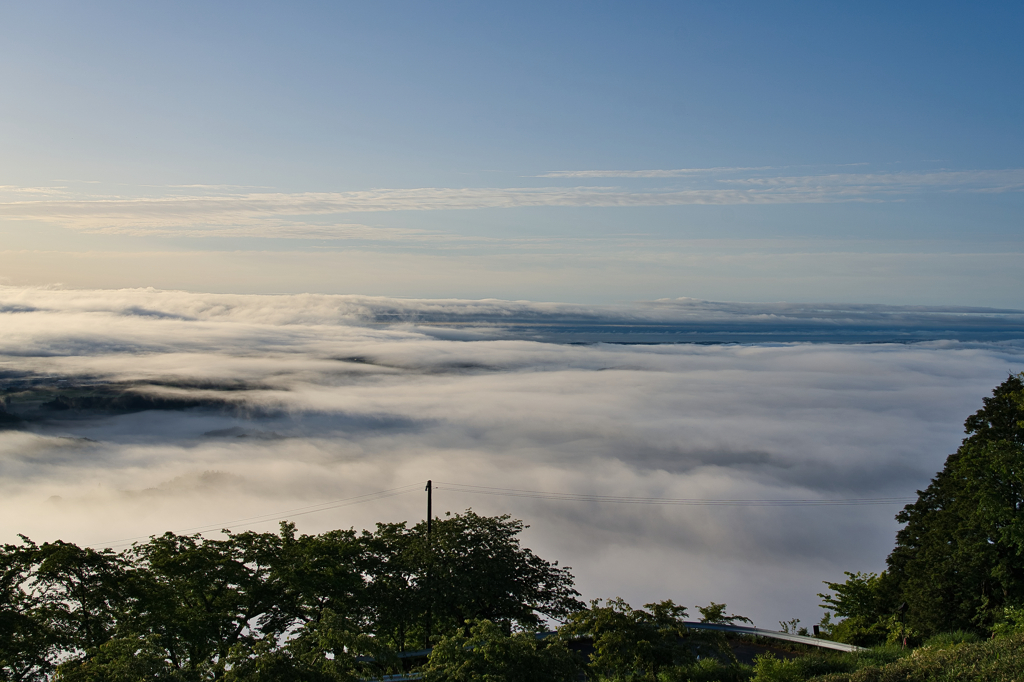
[{"xmin": 752, "ymin": 634, "xmax": 1024, "ymax": 682}]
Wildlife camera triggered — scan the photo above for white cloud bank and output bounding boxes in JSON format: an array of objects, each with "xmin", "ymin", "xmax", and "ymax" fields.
[{"xmin": 1, "ymin": 286, "xmax": 1022, "ymax": 626}]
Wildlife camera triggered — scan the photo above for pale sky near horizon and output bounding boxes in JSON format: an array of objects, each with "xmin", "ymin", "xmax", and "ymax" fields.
[{"xmin": 1, "ymin": 1, "xmax": 1022, "ymax": 305}]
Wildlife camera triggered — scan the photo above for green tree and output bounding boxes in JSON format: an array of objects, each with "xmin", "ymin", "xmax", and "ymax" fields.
[
  {"xmin": 220, "ymin": 609, "xmax": 398, "ymax": 682},
  {"xmin": 817, "ymin": 571, "xmax": 897, "ymax": 645},
  {"xmin": 270, "ymin": 524, "xmax": 366, "ymax": 629},
  {"xmin": 823, "ymin": 374, "xmax": 1024, "ymax": 640},
  {"xmin": 359, "ymin": 521, "xmax": 427, "ymax": 651},
  {"xmin": 53, "ymin": 634, "xmax": 182, "ymax": 681},
  {"xmin": 51, "ymin": 523, "xmax": 368, "ymax": 681},
  {"xmin": 359, "ymin": 510, "xmax": 584, "ymax": 649},
  {"xmin": 420, "ymin": 510, "xmax": 583, "ymax": 637},
  {"xmin": 2, "ymin": 511, "xmax": 582, "ymax": 678},
  {"xmin": 33, "ymin": 539, "xmax": 128, "ymax": 654},
  {"xmin": 696, "ymin": 602, "xmax": 751, "ymax": 626},
  {"xmin": 886, "ymin": 373, "xmax": 1024, "ymax": 635},
  {"xmin": 422, "ymin": 619, "xmax": 580, "ymax": 682},
  {"xmin": 0, "ymin": 538, "xmax": 61, "ymax": 681},
  {"xmin": 0, "ymin": 537, "xmax": 131, "ymax": 679},
  {"xmin": 122, "ymin": 529, "xmax": 292, "ymax": 679},
  {"xmin": 560, "ymin": 598, "xmax": 734, "ymax": 681}
]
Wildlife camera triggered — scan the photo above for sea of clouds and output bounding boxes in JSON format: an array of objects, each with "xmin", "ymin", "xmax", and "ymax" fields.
[{"xmin": 1, "ymin": 286, "xmax": 1022, "ymax": 627}]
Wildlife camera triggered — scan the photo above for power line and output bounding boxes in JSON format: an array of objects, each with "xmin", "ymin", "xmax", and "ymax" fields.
[
  {"xmin": 84, "ymin": 480, "xmax": 915, "ymax": 551},
  {"xmin": 87, "ymin": 483, "xmax": 422, "ymax": 550},
  {"xmin": 435, "ymin": 482, "xmax": 916, "ymax": 507}
]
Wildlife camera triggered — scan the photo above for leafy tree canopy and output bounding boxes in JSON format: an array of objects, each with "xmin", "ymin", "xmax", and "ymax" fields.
[
  {"xmin": 1, "ymin": 509, "xmax": 582, "ymax": 681},
  {"xmin": 559, "ymin": 598, "xmax": 739, "ymax": 681},
  {"xmin": 418, "ymin": 510, "xmax": 582, "ymax": 637},
  {"xmin": 422, "ymin": 619, "xmax": 579, "ymax": 682},
  {"xmin": 820, "ymin": 374, "xmax": 1024, "ymax": 642}
]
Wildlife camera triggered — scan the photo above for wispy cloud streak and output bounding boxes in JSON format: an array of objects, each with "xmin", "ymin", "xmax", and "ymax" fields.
[
  {"xmin": 0, "ymin": 168, "xmax": 1021, "ymax": 238},
  {"xmin": 537, "ymin": 167, "xmax": 776, "ymax": 178}
]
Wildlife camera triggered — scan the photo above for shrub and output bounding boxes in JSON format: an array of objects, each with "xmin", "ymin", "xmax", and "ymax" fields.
[
  {"xmin": 991, "ymin": 605, "xmax": 1024, "ymax": 639},
  {"xmin": 804, "ymin": 634, "xmax": 1024, "ymax": 682},
  {"xmin": 921, "ymin": 630, "xmax": 981, "ymax": 648},
  {"xmin": 662, "ymin": 657, "xmax": 752, "ymax": 682},
  {"xmin": 422, "ymin": 619, "xmax": 580, "ymax": 682},
  {"xmin": 751, "ymin": 653, "xmax": 802, "ymax": 682}
]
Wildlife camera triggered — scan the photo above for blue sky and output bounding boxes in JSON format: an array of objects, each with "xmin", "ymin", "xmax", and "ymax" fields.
[{"xmin": 1, "ymin": 1, "xmax": 1022, "ymax": 304}]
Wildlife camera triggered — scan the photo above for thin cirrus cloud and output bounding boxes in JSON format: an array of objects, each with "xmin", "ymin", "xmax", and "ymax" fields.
[
  {"xmin": 0, "ymin": 168, "xmax": 1021, "ymax": 238},
  {"xmin": 536, "ymin": 167, "xmax": 778, "ymax": 178},
  {"xmin": 1, "ymin": 286, "xmax": 1022, "ymax": 626},
  {"xmin": 534, "ymin": 167, "xmax": 1024, "ymax": 191}
]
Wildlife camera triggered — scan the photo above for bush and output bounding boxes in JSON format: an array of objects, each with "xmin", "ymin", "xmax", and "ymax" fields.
[
  {"xmin": 750, "ymin": 646, "xmax": 911, "ymax": 682},
  {"xmin": 804, "ymin": 634, "xmax": 1024, "ymax": 682},
  {"xmin": 921, "ymin": 630, "xmax": 980, "ymax": 648},
  {"xmin": 421, "ymin": 619, "xmax": 580, "ymax": 682},
  {"xmin": 991, "ymin": 605, "xmax": 1024, "ymax": 639},
  {"xmin": 662, "ymin": 657, "xmax": 752, "ymax": 682},
  {"xmin": 751, "ymin": 653, "xmax": 802, "ymax": 682}
]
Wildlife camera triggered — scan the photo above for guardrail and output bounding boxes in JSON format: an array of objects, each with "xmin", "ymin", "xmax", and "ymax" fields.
[
  {"xmin": 681, "ymin": 621, "xmax": 867, "ymax": 652},
  {"xmin": 361, "ymin": 620, "xmax": 867, "ymax": 680}
]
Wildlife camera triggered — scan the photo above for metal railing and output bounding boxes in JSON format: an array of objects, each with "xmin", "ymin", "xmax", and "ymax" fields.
[
  {"xmin": 360, "ymin": 620, "xmax": 867, "ymax": 680},
  {"xmin": 680, "ymin": 621, "xmax": 867, "ymax": 652}
]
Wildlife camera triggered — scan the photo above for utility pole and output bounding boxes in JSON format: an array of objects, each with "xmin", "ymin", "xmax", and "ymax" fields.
[{"xmin": 425, "ymin": 480, "xmax": 432, "ymax": 650}]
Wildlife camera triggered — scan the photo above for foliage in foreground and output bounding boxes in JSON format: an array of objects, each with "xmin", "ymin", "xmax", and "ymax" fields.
[
  {"xmin": 0, "ymin": 512, "xmax": 754, "ymax": 682},
  {"xmin": 0, "ymin": 510, "xmax": 581, "ymax": 681},
  {"xmin": 422, "ymin": 619, "xmax": 579, "ymax": 682},
  {"xmin": 421, "ymin": 605, "xmax": 756, "ymax": 682},
  {"xmin": 433, "ymin": 629, "xmax": 1024, "ymax": 682},
  {"xmin": 750, "ymin": 646, "xmax": 909, "ymax": 682},
  {"xmin": 751, "ymin": 633, "xmax": 1024, "ymax": 682},
  {"xmin": 559, "ymin": 598, "xmax": 740, "ymax": 681}
]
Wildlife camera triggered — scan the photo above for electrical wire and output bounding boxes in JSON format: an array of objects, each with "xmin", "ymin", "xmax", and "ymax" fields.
[
  {"xmin": 87, "ymin": 483, "xmax": 423, "ymax": 550},
  {"xmin": 435, "ymin": 482, "xmax": 916, "ymax": 507},
  {"xmin": 84, "ymin": 480, "xmax": 916, "ymax": 551}
]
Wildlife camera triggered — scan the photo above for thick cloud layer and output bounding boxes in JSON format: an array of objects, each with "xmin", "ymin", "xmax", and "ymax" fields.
[{"xmin": 1, "ymin": 286, "xmax": 1022, "ymax": 627}]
